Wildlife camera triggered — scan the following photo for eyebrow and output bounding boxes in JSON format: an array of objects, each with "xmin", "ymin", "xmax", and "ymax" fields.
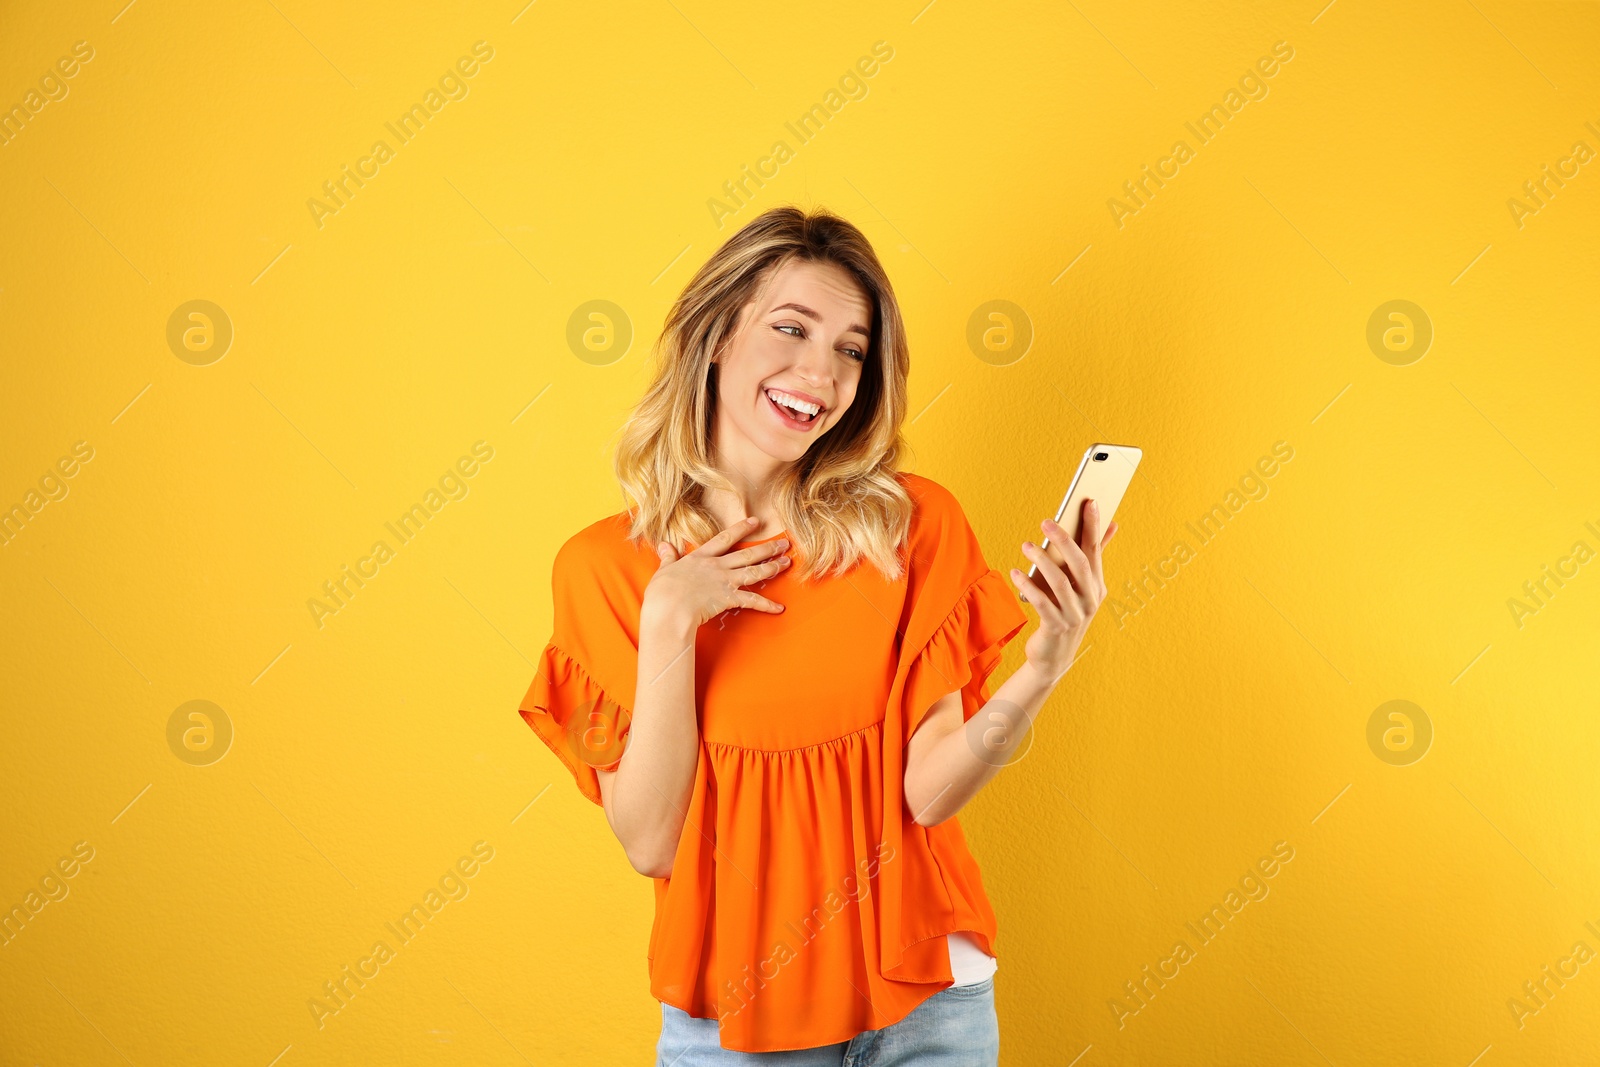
[{"xmin": 768, "ymin": 302, "xmax": 872, "ymax": 342}]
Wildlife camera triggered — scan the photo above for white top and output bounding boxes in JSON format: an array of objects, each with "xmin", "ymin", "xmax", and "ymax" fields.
[{"xmin": 947, "ymin": 931, "xmax": 998, "ymax": 985}]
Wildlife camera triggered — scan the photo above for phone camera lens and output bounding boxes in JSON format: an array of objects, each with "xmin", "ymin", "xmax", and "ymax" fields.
[{"xmin": 1093, "ymin": 452, "xmax": 1108, "ymax": 461}]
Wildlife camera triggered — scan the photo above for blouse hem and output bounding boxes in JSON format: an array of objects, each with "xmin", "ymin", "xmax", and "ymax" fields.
[{"xmin": 650, "ymin": 914, "xmax": 995, "ymax": 1055}]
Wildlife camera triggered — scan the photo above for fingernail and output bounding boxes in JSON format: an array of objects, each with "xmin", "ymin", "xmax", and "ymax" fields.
[{"xmin": 1023, "ymin": 541, "xmax": 1034, "ymax": 550}]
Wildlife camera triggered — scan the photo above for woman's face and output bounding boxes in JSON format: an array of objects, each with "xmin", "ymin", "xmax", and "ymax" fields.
[{"xmin": 710, "ymin": 258, "xmax": 873, "ymax": 467}]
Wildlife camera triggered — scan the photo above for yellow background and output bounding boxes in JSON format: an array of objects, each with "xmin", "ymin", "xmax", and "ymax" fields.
[{"xmin": 2, "ymin": 0, "xmax": 1597, "ymax": 1063}]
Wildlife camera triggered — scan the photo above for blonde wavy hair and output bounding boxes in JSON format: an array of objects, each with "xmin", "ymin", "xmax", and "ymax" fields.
[{"xmin": 611, "ymin": 205, "xmax": 914, "ymax": 583}]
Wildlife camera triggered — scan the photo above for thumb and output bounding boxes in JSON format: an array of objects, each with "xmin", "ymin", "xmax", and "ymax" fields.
[{"xmin": 656, "ymin": 541, "xmax": 677, "ymax": 563}]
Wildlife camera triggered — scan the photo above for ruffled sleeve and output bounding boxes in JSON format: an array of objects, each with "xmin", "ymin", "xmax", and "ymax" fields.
[
  {"xmin": 895, "ymin": 482, "xmax": 1029, "ymax": 740},
  {"xmin": 902, "ymin": 569, "xmax": 1029, "ymax": 739},
  {"xmin": 516, "ymin": 526, "xmax": 642, "ymax": 807}
]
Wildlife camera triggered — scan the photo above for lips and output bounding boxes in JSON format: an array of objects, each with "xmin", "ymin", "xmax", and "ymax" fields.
[{"xmin": 764, "ymin": 388, "xmax": 824, "ymax": 430}]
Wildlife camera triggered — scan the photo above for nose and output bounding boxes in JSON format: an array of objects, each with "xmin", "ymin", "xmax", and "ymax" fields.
[{"xmin": 791, "ymin": 333, "xmax": 834, "ymax": 389}]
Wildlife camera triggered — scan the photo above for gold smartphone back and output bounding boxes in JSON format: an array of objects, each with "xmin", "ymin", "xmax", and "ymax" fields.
[{"xmin": 1025, "ymin": 443, "xmax": 1142, "ymax": 580}]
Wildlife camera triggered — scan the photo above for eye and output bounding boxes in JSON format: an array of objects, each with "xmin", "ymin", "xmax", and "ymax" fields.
[{"xmin": 774, "ymin": 323, "xmax": 868, "ymax": 363}]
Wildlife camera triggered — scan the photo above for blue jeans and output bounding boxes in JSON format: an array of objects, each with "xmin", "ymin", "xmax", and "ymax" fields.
[{"xmin": 655, "ymin": 976, "xmax": 999, "ymax": 1066}]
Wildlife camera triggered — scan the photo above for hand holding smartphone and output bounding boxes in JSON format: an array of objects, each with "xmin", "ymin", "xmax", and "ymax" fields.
[{"xmin": 1023, "ymin": 443, "xmax": 1141, "ymax": 593}]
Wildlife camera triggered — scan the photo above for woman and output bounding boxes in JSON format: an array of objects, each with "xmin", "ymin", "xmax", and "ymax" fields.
[{"xmin": 518, "ymin": 206, "xmax": 1117, "ymax": 1064}]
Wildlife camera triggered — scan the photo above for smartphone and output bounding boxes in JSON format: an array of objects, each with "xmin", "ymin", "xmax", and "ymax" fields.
[{"xmin": 1024, "ymin": 443, "xmax": 1142, "ymax": 584}]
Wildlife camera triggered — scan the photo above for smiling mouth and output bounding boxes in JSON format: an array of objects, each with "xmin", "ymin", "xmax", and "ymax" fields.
[{"xmin": 764, "ymin": 388, "xmax": 824, "ymax": 427}]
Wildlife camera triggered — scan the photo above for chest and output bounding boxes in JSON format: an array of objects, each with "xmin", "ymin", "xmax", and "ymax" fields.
[{"xmin": 693, "ymin": 563, "xmax": 906, "ymax": 751}]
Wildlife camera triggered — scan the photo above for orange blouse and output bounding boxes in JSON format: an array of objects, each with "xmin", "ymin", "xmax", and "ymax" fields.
[{"xmin": 516, "ymin": 472, "xmax": 1029, "ymax": 1053}]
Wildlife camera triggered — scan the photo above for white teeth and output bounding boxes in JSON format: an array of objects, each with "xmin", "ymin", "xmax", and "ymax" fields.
[{"xmin": 766, "ymin": 388, "xmax": 821, "ymax": 418}]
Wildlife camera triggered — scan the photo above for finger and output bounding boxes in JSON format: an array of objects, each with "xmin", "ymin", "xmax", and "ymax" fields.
[
  {"xmin": 1012, "ymin": 566, "xmax": 1042, "ymax": 609},
  {"xmin": 1027, "ymin": 561, "xmax": 1083, "ymax": 627},
  {"xmin": 1078, "ymin": 498, "xmax": 1101, "ymax": 551},
  {"xmin": 693, "ymin": 515, "xmax": 762, "ymax": 556},
  {"xmin": 1022, "ymin": 541, "xmax": 1075, "ymax": 610},
  {"xmin": 734, "ymin": 589, "xmax": 785, "ymax": 614},
  {"xmin": 1041, "ymin": 521, "xmax": 1092, "ymax": 596},
  {"xmin": 657, "ymin": 541, "xmax": 677, "ymax": 563},
  {"xmin": 725, "ymin": 538, "xmax": 790, "ymax": 566},
  {"xmin": 734, "ymin": 553, "xmax": 791, "ymax": 585},
  {"xmin": 1044, "ymin": 556, "xmax": 1088, "ymax": 623},
  {"xmin": 1077, "ymin": 500, "xmax": 1105, "ymax": 587},
  {"xmin": 1011, "ymin": 567, "xmax": 1065, "ymax": 627},
  {"xmin": 1089, "ymin": 521, "xmax": 1119, "ymax": 591}
]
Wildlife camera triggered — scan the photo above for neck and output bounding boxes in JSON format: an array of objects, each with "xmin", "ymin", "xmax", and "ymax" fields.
[{"xmin": 705, "ymin": 425, "xmax": 788, "ymax": 537}]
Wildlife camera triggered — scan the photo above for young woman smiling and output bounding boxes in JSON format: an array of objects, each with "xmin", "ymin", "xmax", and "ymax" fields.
[{"xmin": 518, "ymin": 206, "xmax": 1117, "ymax": 1064}]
